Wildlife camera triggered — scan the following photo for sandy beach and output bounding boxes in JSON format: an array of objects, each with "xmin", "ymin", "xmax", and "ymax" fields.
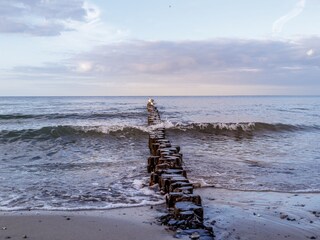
[
  {"xmin": 1, "ymin": 189, "xmax": 319, "ymax": 240},
  {"xmin": 197, "ymin": 188, "xmax": 320, "ymax": 240},
  {"xmin": 0, "ymin": 206, "xmax": 175, "ymax": 240}
]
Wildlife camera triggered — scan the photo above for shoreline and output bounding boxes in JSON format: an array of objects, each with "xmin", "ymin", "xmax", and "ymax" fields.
[
  {"xmin": 196, "ymin": 188, "xmax": 320, "ymax": 240},
  {"xmin": 1, "ymin": 188, "xmax": 319, "ymax": 239}
]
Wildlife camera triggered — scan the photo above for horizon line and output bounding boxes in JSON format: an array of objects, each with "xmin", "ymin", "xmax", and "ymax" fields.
[{"xmin": 0, "ymin": 95, "xmax": 319, "ymax": 97}]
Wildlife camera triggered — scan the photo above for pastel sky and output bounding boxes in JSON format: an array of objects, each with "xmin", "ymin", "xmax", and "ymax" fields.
[{"xmin": 1, "ymin": 0, "xmax": 320, "ymax": 96}]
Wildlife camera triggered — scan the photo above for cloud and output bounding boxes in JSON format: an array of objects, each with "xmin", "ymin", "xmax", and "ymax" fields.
[
  {"xmin": 306, "ymin": 49, "xmax": 314, "ymax": 56},
  {"xmin": 272, "ymin": 0, "xmax": 306, "ymax": 34},
  {"xmin": 0, "ymin": 0, "xmax": 100, "ymax": 36},
  {"xmin": 76, "ymin": 61, "xmax": 93, "ymax": 73},
  {"xmin": 66, "ymin": 38, "xmax": 319, "ymax": 79},
  {"xmin": 3, "ymin": 37, "xmax": 320, "ymax": 91}
]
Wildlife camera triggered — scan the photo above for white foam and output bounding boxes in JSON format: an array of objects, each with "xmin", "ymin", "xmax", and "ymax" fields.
[
  {"xmin": 189, "ymin": 178, "xmax": 214, "ymax": 188},
  {"xmin": 133, "ymin": 179, "xmax": 144, "ymax": 189},
  {"xmin": 0, "ymin": 199, "xmax": 166, "ymax": 212},
  {"xmin": 163, "ymin": 122, "xmax": 257, "ymax": 131},
  {"xmin": 81, "ymin": 125, "xmax": 150, "ymax": 134},
  {"xmin": 148, "ymin": 120, "xmax": 175, "ymax": 131}
]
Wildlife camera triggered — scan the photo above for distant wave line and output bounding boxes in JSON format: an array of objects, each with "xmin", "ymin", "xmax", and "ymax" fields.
[
  {"xmin": 0, "ymin": 112, "xmax": 146, "ymax": 120},
  {"xmin": 1, "ymin": 122, "xmax": 319, "ymax": 142},
  {"xmin": 165, "ymin": 121, "xmax": 320, "ymax": 133}
]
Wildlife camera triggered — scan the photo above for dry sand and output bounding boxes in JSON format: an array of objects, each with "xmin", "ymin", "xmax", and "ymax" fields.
[
  {"xmin": 0, "ymin": 206, "xmax": 175, "ymax": 240},
  {"xmin": 196, "ymin": 188, "xmax": 320, "ymax": 240}
]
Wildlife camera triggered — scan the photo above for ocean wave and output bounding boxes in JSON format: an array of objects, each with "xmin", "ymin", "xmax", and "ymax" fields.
[
  {"xmin": 0, "ymin": 125, "xmax": 150, "ymax": 142},
  {"xmin": 0, "ymin": 112, "xmax": 145, "ymax": 120},
  {"xmin": 0, "ymin": 177, "xmax": 165, "ymax": 211},
  {"xmin": 1, "ymin": 122, "xmax": 318, "ymax": 142},
  {"xmin": 164, "ymin": 122, "xmax": 319, "ymax": 133}
]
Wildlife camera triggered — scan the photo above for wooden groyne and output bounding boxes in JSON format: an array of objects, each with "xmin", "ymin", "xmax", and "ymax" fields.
[{"xmin": 147, "ymin": 99, "xmax": 214, "ymax": 240}]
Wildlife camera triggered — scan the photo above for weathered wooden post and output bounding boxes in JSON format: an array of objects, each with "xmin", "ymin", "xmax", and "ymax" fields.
[{"xmin": 146, "ymin": 99, "xmax": 214, "ymax": 239}]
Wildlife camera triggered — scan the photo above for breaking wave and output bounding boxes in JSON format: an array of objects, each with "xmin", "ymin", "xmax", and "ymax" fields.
[
  {"xmin": 1, "ymin": 122, "xmax": 318, "ymax": 142},
  {"xmin": 0, "ymin": 125, "xmax": 149, "ymax": 142},
  {"xmin": 159, "ymin": 121, "xmax": 319, "ymax": 134}
]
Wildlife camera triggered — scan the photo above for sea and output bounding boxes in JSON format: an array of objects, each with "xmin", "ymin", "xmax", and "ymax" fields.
[{"xmin": 0, "ymin": 96, "xmax": 319, "ymax": 211}]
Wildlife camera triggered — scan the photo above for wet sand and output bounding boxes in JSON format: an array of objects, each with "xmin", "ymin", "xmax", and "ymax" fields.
[
  {"xmin": 1, "ymin": 190, "xmax": 319, "ymax": 240},
  {"xmin": 197, "ymin": 188, "xmax": 320, "ymax": 240},
  {"xmin": 0, "ymin": 206, "xmax": 175, "ymax": 240}
]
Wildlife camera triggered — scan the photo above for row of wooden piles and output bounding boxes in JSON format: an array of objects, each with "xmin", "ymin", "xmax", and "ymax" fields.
[{"xmin": 146, "ymin": 99, "xmax": 214, "ymax": 240}]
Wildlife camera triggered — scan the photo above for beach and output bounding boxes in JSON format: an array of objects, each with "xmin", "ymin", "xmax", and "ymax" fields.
[
  {"xmin": 1, "ymin": 189, "xmax": 319, "ymax": 240},
  {"xmin": 197, "ymin": 188, "xmax": 320, "ymax": 240},
  {"xmin": 1, "ymin": 0, "xmax": 320, "ymax": 238},
  {"xmin": 0, "ymin": 206, "xmax": 175, "ymax": 240}
]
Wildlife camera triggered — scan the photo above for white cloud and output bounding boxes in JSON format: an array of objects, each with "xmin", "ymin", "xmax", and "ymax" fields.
[
  {"xmin": 281, "ymin": 66, "xmax": 303, "ymax": 70},
  {"xmin": 76, "ymin": 61, "xmax": 93, "ymax": 73},
  {"xmin": 0, "ymin": 0, "xmax": 101, "ymax": 36},
  {"xmin": 70, "ymin": 38, "xmax": 316, "ymax": 78},
  {"xmin": 272, "ymin": 0, "xmax": 306, "ymax": 34},
  {"xmin": 5, "ymin": 37, "xmax": 320, "ymax": 87},
  {"xmin": 83, "ymin": 2, "xmax": 101, "ymax": 22},
  {"xmin": 306, "ymin": 49, "xmax": 314, "ymax": 56}
]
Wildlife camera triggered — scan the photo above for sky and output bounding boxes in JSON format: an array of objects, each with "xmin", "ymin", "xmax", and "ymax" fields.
[{"xmin": 0, "ymin": 0, "xmax": 320, "ymax": 96}]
